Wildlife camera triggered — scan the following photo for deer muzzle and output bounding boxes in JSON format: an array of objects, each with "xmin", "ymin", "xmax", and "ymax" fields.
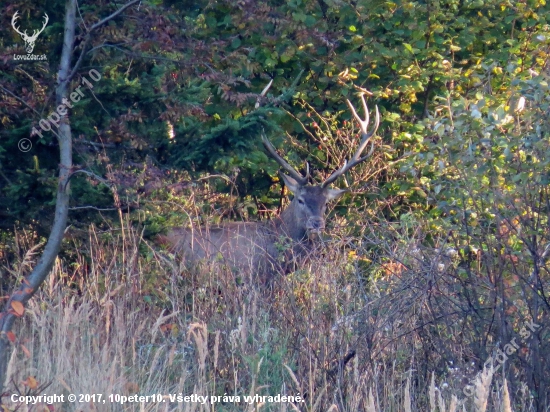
[{"xmin": 306, "ymin": 217, "xmax": 325, "ymax": 239}]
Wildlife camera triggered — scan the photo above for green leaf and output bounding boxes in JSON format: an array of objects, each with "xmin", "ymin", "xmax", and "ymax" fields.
[
  {"xmin": 304, "ymin": 15, "xmax": 317, "ymax": 27},
  {"xmin": 231, "ymin": 37, "xmax": 241, "ymax": 49},
  {"xmin": 280, "ymin": 53, "xmax": 292, "ymax": 63}
]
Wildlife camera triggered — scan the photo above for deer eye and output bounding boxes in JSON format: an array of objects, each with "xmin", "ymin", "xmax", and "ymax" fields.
[{"xmin": 297, "ymin": 198, "xmax": 304, "ymax": 205}]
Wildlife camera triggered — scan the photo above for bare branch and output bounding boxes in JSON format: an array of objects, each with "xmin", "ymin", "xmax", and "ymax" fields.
[
  {"xmin": 67, "ymin": 0, "xmax": 141, "ymax": 83},
  {"xmin": 0, "ymin": 84, "xmax": 41, "ymax": 117},
  {"xmin": 68, "ymin": 206, "xmax": 119, "ymax": 211},
  {"xmin": 255, "ymin": 78, "xmax": 273, "ymax": 108},
  {"xmin": 66, "ymin": 169, "xmax": 113, "ymax": 190}
]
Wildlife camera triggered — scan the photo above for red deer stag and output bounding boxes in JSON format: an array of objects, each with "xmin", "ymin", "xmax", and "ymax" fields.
[{"xmin": 161, "ymin": 95, "xmax": 380, "ymax": 279}]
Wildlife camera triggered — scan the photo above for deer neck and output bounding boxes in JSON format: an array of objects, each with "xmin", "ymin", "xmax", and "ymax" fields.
[{"xmin": 275, "ymin": 201, "xmax": 307, "ymax": 241}]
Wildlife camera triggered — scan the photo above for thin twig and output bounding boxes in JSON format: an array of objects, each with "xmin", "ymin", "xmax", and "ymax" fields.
[
  {"xmin": 69, "ymin": 206, "xmax": 119, "ymax": 211},
  {"xmin": 67, "ymin": 0, "xmax": 141, "ymax": 83},
  {"xmin": 0, "ymin": 85, "xmax": 42, "ymax": 117},
  {"xmin": 0, "ymin": 84, "xmax": 61, "ymax": 139}
]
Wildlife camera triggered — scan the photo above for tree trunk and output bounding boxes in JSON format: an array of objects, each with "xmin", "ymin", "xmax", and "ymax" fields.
[{"xmin": 0, "ymin": 0, "xmax": 77, "ymax": 391}]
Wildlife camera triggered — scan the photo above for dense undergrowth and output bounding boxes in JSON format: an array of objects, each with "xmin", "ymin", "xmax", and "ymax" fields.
[{"xmin": 1, "ymin": 170, "xmax": 548, "ymax": 411}]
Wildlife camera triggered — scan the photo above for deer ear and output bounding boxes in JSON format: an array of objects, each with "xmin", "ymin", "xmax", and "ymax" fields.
[
  {"xmin": 325, "ymin": 188, "xmax": 348, "ymax": 201},
  {"xmin": 280, "ymin": 173, "xmax": 302, "ymax": 194}
]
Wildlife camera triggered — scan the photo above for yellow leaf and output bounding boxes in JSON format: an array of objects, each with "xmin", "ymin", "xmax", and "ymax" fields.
[
  {"xmin": 23, "ymin": 376, "xmax": 38, "ymax": 389},
  {"xmin": 11, "ymin": 301, "xmax": 24, "ymax": 317}
]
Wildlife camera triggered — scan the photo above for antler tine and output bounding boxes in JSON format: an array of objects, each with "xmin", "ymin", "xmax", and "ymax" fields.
[
  {"xmin": 347, "ymin": 99, "xmax": 379, "ymax": 164},
  {"xmin": 322, "ymin": 95, "xmax": 380, "ymax": 188},
  {"xmin": 40, "ymin": 13, "xmax": 49, "ymax": 31},
  {"xmin": 262, "ymin": 132, "xmax": 309, "ymax": 185},
  {"xmin": 11, "ymin": 11, "xmax": 25, "ymax": 36},
  {"xmin": 32, "ymin": 13, "xmax": 48, "ymax": 38},
  {"xmin": 321, "ymin": 160, "xmax": 348, "ymax": 188}
]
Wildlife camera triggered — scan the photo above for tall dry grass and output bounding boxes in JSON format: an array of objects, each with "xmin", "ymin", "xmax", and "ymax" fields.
[{"xmin": 0, "ymin": 208, "xmax": 543, "ymax": 411}]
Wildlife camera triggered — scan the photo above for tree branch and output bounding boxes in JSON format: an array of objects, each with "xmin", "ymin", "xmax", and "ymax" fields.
[
  {"xmin": 67, "ymin": 0, "xmax": 141, "ymax": 82},
  {"xmin": 0, "ymin": 85, "xmax": 60, "ymax": 139}
]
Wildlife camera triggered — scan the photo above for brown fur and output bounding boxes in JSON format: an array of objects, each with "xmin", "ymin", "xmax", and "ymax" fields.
[{"xmin": 160, "ymin": 182, "xmax": 346, "ymax": 280}]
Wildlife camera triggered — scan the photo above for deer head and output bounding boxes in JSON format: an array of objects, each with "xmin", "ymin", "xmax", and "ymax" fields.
[
  {"xmin": 263, "ymin": 94, "xmax": 380, "ymax": 240},
  {"xmin": 11, "ymin": 11, "xmax": 49, "ymax": 54}
]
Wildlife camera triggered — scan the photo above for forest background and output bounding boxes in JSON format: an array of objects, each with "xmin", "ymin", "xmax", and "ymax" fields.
[{"xmin": 1, "ymin": 0, "xmax": 550, "ymax": 410}]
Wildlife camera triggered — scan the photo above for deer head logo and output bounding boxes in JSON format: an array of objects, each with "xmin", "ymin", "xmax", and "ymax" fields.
[{"xmin": 11, "ymin": 11, "xmax": 49, "ymax": 54}]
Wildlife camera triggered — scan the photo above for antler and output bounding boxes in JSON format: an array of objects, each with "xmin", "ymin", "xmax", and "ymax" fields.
[
  {"xmin": 11, "ymin": 12, "xmax": 48, "ymax": 40},
  {"xmin": 11, "ymin": 11, "xmax": 26, "ymax": 37},
  {"xmin": 321, "ymin": 94, "xmax": 380, "ymax": 188},
  {"xmin": 262, "ymin": 132, "xmax": 309, "ymax": 186},
  {"xmin": 34, "ymin": 13, "xmax": 49, "ymax": 39}
]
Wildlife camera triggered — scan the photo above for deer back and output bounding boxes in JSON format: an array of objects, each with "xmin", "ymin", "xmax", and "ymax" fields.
[{"xmin": 160, "ymin": 221, "xmax": 287, "ymax": 276}]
